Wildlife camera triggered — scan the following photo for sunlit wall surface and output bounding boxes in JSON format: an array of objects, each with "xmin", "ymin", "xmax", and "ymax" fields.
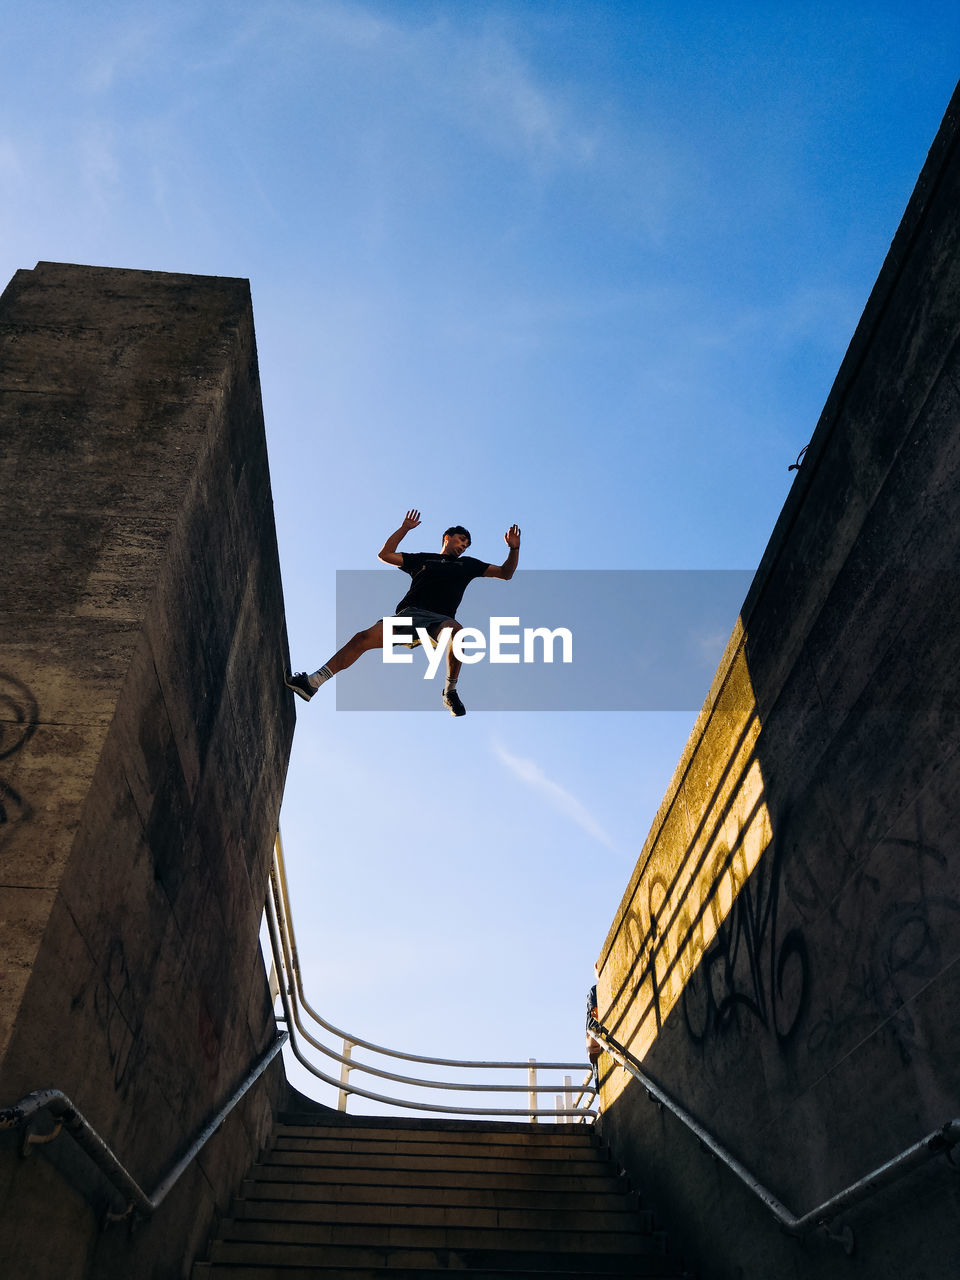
[{"xmin": 601, "ymin": 630, "xmax": 782, "ymax": 1082}]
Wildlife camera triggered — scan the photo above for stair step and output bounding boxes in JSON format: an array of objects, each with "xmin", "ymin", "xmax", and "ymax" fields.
[
  {"xmin": 277, "ymin": 1114, "xmax": 590, "ymax": 1136},
  {"xmin": 195, "ymin": 1264, "xmax": 683, "ymax": 1278},
  {"xmin": 272, "ymin": 1137, "xmax": 600, "ymax": 1160},
  {"xmin": 206, "ymin": 1241, "xmax": 676, "ymax": 1271},
  {"xmin": 213, "ymin": 1219, "xmax": 666, "ymax": 1253},
  {"xmin": 276, "ymin": 1125, "xmax": 596, "ymax": 1149},
  {"xmin": 193, "ymin": 1119, "xmax": 685, "ymax": 1277},
  {"xmin": 263, "ymin": 1152, "xmax": 610, "ymax": 1176},
  {"xmin": 251, "ymin": 1165, "xmax": 627, "ymax": 1194},
  {"xmin": 239, "ymin": 1179, "xmax": 634, "ymax": 1212},
  {"xmin": 230, "ymin": 1199, "xmax": 651, "ymax": 1233}
]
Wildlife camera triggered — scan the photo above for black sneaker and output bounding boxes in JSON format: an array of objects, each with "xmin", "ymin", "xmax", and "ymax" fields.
[
  {"xmin": 285, "ymin": 671, "xmax": 317, "ymax": 702},
  {"xmin": 442, "ymin": 688, "xmax": 466, "ymax": 717}
]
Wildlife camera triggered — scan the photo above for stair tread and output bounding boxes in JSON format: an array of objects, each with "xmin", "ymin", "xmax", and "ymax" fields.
[
  {"xmin": 195, "ymin": 1265, "xmax": 684, "ymax": 1278},
  {"xmin": 276, "ymin": 1114, "xmax": 592, "ymax": 1137},
  {"xmin": 231, "ymin": 1201, "xmax": 649, "ymax": 1232},
  {"xmin": 216, "ymin": 1218, "xmax": 660, "ymax": 1251},
  {"xmin": 273, "ymin": 1131, "xmax": 599, "ymax": 1152},
  {"xmin": 206, "ymin": 1241, "xmax": 678, "ymax": 1271},
  {"xmin": 273, "ymin": 1138, "xmax": 601, "ymax": 1158},
  {"xmin": 195, "ymin": 1268, "xmax": 683, "ymax": 1278},
  {"xmin": 193, "ymin": 1117, "xmax": 684, "ymax": 1278},
  {"xmin": 264, "ymin": 1154, "xmax": 611, "ymax": 1175},
  {"xmin": 239, "ymin": 1180, "xmax": 635, "ymax": 1211},
  {"xmin": 251, "ymin": 1168, "xmax": 626, "ymax": 1192}
]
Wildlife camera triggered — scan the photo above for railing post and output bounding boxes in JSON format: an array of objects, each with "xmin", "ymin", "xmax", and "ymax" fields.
[
  {"xmin": 338, "ymin": 1040, "xmax": 354, "ymax": 1112},
  {"xmin": 563, "ymin": 1074, "xmax": 572, "ymax": 1123},
  {"xmin": 527, "ymin": 1058, "xmax": 537, "ymax": 1123},
  {"xmin": 267, "ymin": 959, "xmax": 280, "ymax": 1004}
]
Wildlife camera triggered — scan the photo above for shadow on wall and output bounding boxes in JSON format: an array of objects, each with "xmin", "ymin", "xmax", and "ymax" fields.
[
  {"xmin": 0, "ymin": 673, "xmax": 38, "ymax": 830},
  {"xmin": 601, "ymin": 634, "xmax": 805, "ymax": 1100},
  {"xmin": 600, "ymin": 621, "xmax": 960, "ymax": 1114}
]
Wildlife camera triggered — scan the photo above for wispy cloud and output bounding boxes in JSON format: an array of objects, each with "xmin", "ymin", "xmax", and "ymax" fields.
[
  {"xmin": 77, "ymin": 122, "xmax": 121, "ymax": 211},
  {"xmin": 199, "ymin": 2, "xmax": 626, "ymax": 184},
  {"xmin": 0, "ymin": 138, "xmax": 22, "ymax": 183},
  {"xmin": 81, "ymin": 14, "xmax": 171, "ymax": 94},
  {"xmin": 462, "ymin": 31, "xmax": 597, "ymax": 168},
  {"xmin": 691, "ymin": 283, "xmax": 862, "ymax": 354},
  {"xmin": 491, "ymin": 739, "xmax": 621, "ymax": 855}
]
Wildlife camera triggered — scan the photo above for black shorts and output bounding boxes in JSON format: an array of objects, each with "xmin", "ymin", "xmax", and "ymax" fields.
[{"xmin": 390, "ymin": 606, "xmax": 456, "ymax": 648}]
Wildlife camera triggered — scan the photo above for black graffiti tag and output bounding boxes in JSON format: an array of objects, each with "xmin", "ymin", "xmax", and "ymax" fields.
[
  {"xmin": 0, "ymin": 673, "xmax": 39, "ymax": 828},
  {"xmin": 682, "ymin": 830, "xmax": 810, "ymax": 1050}
]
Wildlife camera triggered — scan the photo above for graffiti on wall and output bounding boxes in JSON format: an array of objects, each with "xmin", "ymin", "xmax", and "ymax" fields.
[
  {"xmin": 606, "ymin": 725, "xmax": 959, "ymax": 1075},
  {"xmin": 0, "ymin": 673, "xmax": 38, "ymax": 831},
  {"xmin": 602, "ymin": 706, "xmax": 803, "ymax": 1061},
  {"xmin": 92, "ymin": 937, "xmax": 147, "ymax": 1091},
  {"xmin": 795, "ymin": 797, "xmax": 960, "ymax": 1068},
  {"xmin": 680, "ymin": 817, "xmax": 809, "ymax": 1049},
  {"xmin": 197, "ymin": 985, "xmax": 223, "ymax": 1083}
]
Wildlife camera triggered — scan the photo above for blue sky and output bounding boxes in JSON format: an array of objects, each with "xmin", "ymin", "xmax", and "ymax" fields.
[{"xmin": 3, "ymin": 1, "xmax": 958, "ymax": 1112}]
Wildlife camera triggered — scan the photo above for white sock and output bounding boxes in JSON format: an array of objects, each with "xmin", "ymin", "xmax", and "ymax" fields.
[
  {"xmin": 310, "ymin": 665, "xmax": 334, "ymax": 689},
  {"xmin": 444, "ymin": 676, "xmax": 458, "ymax": 695}
]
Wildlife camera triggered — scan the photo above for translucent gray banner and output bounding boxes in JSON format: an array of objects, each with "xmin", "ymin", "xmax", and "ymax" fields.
[{"xmin": 334, "ymin": 570, "xmax": 753, "ymax": 711}]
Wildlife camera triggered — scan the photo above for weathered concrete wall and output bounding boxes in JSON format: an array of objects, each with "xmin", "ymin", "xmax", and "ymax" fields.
[
  {"xmin": 597, "ymin": 87, "xmax": 960, "ymax": 1278},
  {"xmin": 0, "ymin": 263, "xmax": 295, "ymax": 1278}
]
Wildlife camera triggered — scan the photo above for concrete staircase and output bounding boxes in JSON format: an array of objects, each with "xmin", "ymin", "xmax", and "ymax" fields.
[{"xmin": 192, "ymin": 1112, "xmax": 690, "ymax": 1278}]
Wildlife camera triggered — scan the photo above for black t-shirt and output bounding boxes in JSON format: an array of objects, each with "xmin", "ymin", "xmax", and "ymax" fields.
[{"xmin": 397, "ymin": 552, "xmax": 489, "ymax": 617}]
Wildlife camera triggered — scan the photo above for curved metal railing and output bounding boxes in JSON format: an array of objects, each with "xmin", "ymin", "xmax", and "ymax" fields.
[
  {"xmin": 589, "ymin": 1017, "xmax": 960, "ymax": 1252},
  {"xmin": 0, "ymin": 1031, "xmax": 287, "ymax": 1226},
  {"xmin": 266, "ymin": 831, "xmax": 596, "ymax": 1121}
]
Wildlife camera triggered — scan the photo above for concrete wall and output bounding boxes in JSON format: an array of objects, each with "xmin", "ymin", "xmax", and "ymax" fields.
[
  {"xmin": 0, "ymin": 263, "xmax": 295, "ymax": 1278},
  {"xmin": 596, "ymin": 87, "xmax": 960, "ymax": 1279}
]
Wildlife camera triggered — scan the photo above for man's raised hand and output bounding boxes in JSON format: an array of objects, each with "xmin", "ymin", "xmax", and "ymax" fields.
[
  {"xmin": 504, "ymin": 524, "xmax": 521, "ymax": 549},
  {"xmin": 379, "ymin": 510, "xmax": 421, "ymax": 565}
]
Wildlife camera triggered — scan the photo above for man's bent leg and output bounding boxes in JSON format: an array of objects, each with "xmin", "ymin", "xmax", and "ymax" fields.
[
  {"xmin": 432, "ymin": 621, "xmax": 467, "ymax": 716},
  {"xmin": 327, "ymin": 620, "xmax": 386, "ymax": 673},
  {"xmin": 286, "ymin": 621, "xmax": 385, "ymax": 702}
]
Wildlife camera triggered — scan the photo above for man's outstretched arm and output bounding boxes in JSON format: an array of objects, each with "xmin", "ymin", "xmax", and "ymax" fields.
[
  {"xmin": 484, "ymin": 524, "xmax": 521, "ymax": 579},
  {"xmin": 378, "ymin": 509, "xmax": 421, "ymax": 565}
]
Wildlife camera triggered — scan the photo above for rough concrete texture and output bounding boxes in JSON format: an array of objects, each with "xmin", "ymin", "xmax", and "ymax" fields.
[
  {"xmin": 596, "ymin": 84, "xmax": 960, "ymax": 1279},
  {"xmin": 0, "ymin": 263, "xmax": 294, "ymax": 1278}
]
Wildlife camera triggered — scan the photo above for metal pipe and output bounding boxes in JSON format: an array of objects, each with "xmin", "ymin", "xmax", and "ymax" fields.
[
  {"xmin": 269, "ymin": 872, "xmax": 591, "ymax": 1097},
  {"xmin": 590, "ymin": 1019, "xmax": 960, "ymax": 1240},
  {"xmin": 146, "ymin": 1031, "xmax": 287, "ymax": 1210},
  {"xmin": 0, "ymin": 1031, "xmax": 288, "ymax": 1221},
  {"xmin": 791, "ymin": 1119, "xmax": 960, "ymax": 1232},
  {"xmin": 1, "ymin": 1090, "xmax": 155, "ymax": 1217},
  {"xmin": 338, "ymin": 1040, "xmax": 353, "ymax": 1112},
  {"xmin": 590, "ymin": 1021, "xmax": 796, "ymax": 1227},
  {"xmin": 274, "ymin": 833, "xmax": 586, "ymax": 1074},
  {"xmin": 570, "ymin": 1069, "xmax": 596, "ymax": 1123},
  {"xmin": 265, "ymin": 875, "xmax": 595, "ymax": 1119}
]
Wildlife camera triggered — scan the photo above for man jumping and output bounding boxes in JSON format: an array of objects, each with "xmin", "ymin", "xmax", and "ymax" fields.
[{"xmin": 285, "ymin": 509, "xmax": 521, "ymax": 716}]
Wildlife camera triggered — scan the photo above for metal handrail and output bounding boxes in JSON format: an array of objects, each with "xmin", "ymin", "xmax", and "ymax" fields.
[
  {"xmin": 268, "ymin": 832, "xmax": 596, "ymax": 1120},
  {"xmin": 0, "ymin": 1031, "xmax": 288, "ymax": 1224},
  {"xmin": 269, "ymin": 866, "xmax": 585, "ymax": 1091},
  {"xmin": 273, "ymin": 830, "xmax": 588, "ymax": 1071},
  {"xmin": 590, "ymin": 1018, "xmax": 960, "ymax": 1250}
]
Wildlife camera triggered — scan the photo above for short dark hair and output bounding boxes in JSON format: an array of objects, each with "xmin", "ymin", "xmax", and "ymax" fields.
[{"xmin": 443, "ymin": 525, "xmax": 471, "ymax": 546}]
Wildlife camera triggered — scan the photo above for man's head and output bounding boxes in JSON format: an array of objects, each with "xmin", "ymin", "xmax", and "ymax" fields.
[{"xmin": 442, "ymin": 525, "xmax": 471, "ymax": 557}]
